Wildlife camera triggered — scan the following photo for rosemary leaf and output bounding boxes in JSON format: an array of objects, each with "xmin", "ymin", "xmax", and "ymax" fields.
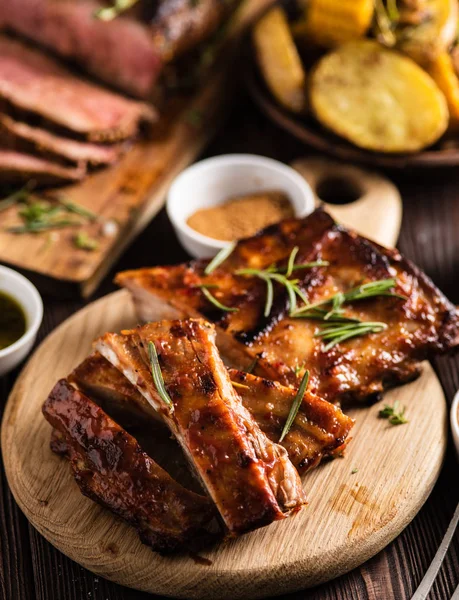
[
  {"xmin": 315, "ymin": 321, "xmax": 387, "ymax": 351},
  {"xmin": 285, "ymin": 246, "xmax": 299, "ymax": 278},
  {"xmin": 378, "ymin": 400, "xmax": 408, "ymax": 425},
  {"xmin": 0, "ymin": 185, "xmax": 30, "ymax": 213},
  {"xmin": 93, "ymin": 0, "xmax": 139, "ymax": 21},
  {"xmin": 200, "ymin": 286, "xmax": 238, "ymax": 313},
  {"xmin": 74, "ymin": 232, "xmax": 99, "ymax": 251},
  {"xmin": 148, "ymin": 341, "xmax": 174, "ymax": 411},
  {"xmin": 279, "ymin": 370, "xmax": 309, "ymax": 443},
  {"xmin": 231, "ymin": 381, "xmax": 250, "ymax": 390},
  {"xmin": 204, "ymin": 241, "xmax": 236, "ymax": 275},
  {"xmin": 246, "ymin": 357, "xmax": 259, "ymax": 374},
  {"xmin": 7, "ymin": 220, "xmax": 79, "ymax": 234},
  {"xmin": 351, "ymin": 468, "xmax": 358, "ymax": 475},
  {"xmin": 60, "ymin": 199, "xmax": 98, "ymax": 222}
]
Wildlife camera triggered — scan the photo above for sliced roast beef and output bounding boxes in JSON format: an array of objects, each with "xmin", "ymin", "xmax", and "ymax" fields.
[
  {"xmin": 0, "ymin": 0, "xmax": 163, "ymax": 98},
  {"xmin": 0, "ymin": 150, "xmax": 85, "ymax": 184},
  {"xmin": 0, "ymin": 115, "xmax": 124, "ymax": 167},
  {"xmin": 0, "ymin": 36, "xmax": 156, "ymax": 142}
]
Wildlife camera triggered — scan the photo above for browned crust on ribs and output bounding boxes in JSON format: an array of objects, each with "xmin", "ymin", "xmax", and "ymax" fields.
[
  {"xmin": 116, "ymin": 210, "xmax": 459, "ymax": 404},
  {"xmin": 42, "ymin": 379, "xmax": 217, "ymax": 554},
  {"xmin": 94, "ymin": 319, "xmax": 306, "ymax": 534}
]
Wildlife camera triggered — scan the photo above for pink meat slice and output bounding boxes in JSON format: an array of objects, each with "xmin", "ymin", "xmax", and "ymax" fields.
[
  {"xmin": 0, "ymin": 114, "xmax": 124, "ymax": 167},
  {"xmin": 0, "ymin": 0, "xmax": 163, "ymax": 99},
  {"xmin": 0, "ymin": 150, "xmax": 85, "ymax": 184},
  {"xmin": 0, "ymin": 36, "xmax": 157, "ymax": 142}
]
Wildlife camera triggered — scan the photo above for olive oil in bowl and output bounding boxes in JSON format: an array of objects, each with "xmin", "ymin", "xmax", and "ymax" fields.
[{"xmin": 0, "ymin": 291, "xmax": 26, "ymax": 350}]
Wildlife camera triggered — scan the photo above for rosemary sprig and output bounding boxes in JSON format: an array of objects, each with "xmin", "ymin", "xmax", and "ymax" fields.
[
  {"xmin": 198, "ymin": 285, "xmax": 238, "ymax": 313},
  {"xmin": 314, "ymin": 320, "xmax": 388, "ymax": 351},
  {"xmin": 148, "ymin": 341, "xmax": 174, "ymax": 411},
  {"xmin": 204, "ymin": 241, "xmax": 236, "ymax": 275},
  {"xmin": 93, "ymin": 0, "xmax": 139, "ymax": 21},
  {"xmin": 292, "ymin": 278, "xmax": 406, "ymax": 318},
  {"xmin": 279, "ymin": 370, "xmax": 309, "ymax": 443},
  {"xmin": 236, "ymin": 247, "xmax": 327, "ymax": 317},
  {"xmin": 246, "ymin": 356, "xmax": 259, "ymax": 374},
  {"xmin": 378, "ymin": 400, "xmax": 408, "ymax": 425},
  {"xmin": 0, "ymin": 185, "xmax": 30, "ymax": 213}
]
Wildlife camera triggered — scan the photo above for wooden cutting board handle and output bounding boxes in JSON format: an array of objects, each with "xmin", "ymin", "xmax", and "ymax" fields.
[{"xmin": 292, "ymin": 157, "xmax": 402, "ymax": 248}]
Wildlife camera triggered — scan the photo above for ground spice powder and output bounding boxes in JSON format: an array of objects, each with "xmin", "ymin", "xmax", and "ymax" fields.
[{"xmin": 186, "ymin": 191, "xmax": 294, "ymax": 241}]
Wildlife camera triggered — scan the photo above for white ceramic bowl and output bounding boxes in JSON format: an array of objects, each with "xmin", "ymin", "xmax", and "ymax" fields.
[
  {"xmin": 451, "ymin": 390, "xmax": 459, "ymax": 459},
  {"xmin": 0, "ymin": 265, "xmax": 43, "ymax": 377},
  {"xmin": 167, "ymin": 154, "xmax": 315, "ymax": 258}
]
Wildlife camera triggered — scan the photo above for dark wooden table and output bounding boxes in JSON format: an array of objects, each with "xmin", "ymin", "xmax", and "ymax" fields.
[{"xmin": 1, "ymin": 93, "xmax": 458, "ymax": 600}]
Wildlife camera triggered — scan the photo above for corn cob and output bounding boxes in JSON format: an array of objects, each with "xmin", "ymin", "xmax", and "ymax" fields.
[
  {"xmin": 292, "ymin": 0, "xmax": 374, "ymax": 47},
  {"xmin": 253, "ymin": 7, "xmax": 307, "ymax": 114},
  {"xmin": 428, "ymin": 51, "xmax": 459, "ymax": 130}
]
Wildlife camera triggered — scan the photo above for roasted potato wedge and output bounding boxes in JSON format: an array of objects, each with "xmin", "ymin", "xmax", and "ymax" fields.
[
  {"xmin": 396, "ymin": 0, "xmax": 458, "ymax": 66},
  {"xmin": 253, "ymin": 7, "xmax": 307, "ymax": 114},
  {"xmin": 310, "ymin": 40, "xmax": 448, "ymax": 153},
  {"xmin": 429, "ymin": 51, "xmax": 459, "ymax": 131},
  {"xmin": 292, "ymin": 0, "xmax": 374, "ymax": 48}
]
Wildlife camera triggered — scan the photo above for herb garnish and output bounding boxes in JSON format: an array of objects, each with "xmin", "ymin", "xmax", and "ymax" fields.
[
  {"xmin": 61, "ymin": 200, "xmax": 98, "ymax": 222},
  {"xmin": 148, "ymin": 341, "xmax": 174, "ymax": 411},
  {"xmin": 93, "ymin": 0, "xmax": 139, "ymax": 21},
  {"xmin": 246, "ymin": 356, "xmax": 259, "ymax": 374},
  {"xmin": 292, "ymin": 278, "xmax": 406, "ymax": 318},
  {"xmin": 378, "ymin": 400, "xmax": 408, "ymax": 425},
  {"xmin": 0, "ymin": 185, "xmax": 31, "ymax": 213},
  {"xmin": 373, "ymin": 0, "xmax": 398, "ymax": 46},
  {"xmin": 198, "ymin": 285, "xmax": 238, "ymax": 313},
  {"xmin": 231, "ymin": 381, "xmax": 250, "ymax": 390},
  {"xmin": 279, "ymin": 370, "xmax": 310, "ymax": 443},
  {"xmin": 351, "ymin": 468, "xmax": 358, "ymax": 474},
  {"xmin": 204, "ymin": 241, "xmax": 236, "ymax": 275},
  {"xmin": 236, "ymin": 247, "xmax": 328, "ymax": 317},
  {"xmin": 74, "ymin": 232, "xmax": 99, "ymax": 251},
  {"xmin": 315, "ymin": 320, "xmax": 388, "ymax": 351}
]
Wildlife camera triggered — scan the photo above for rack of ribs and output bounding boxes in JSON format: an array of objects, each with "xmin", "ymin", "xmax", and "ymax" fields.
[
  {"xmin": 94, "ymin": 319, "xmax": 306, "ymax": 535},
  {"xmin": 42, "ymin": 379, "xmax": 218, "ymax": 554},
  {"xmin": 116, "ymin": 209, "xmax": 459, "ymax": 404},
  {"xmin": 71, "ymin": 352, "xmax": 354, "ymax": 475}
]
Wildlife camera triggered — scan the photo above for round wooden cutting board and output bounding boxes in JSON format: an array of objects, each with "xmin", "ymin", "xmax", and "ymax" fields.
[{"xmin": 1, "ymin": 289, "xmax": 447, "ymax": 599}]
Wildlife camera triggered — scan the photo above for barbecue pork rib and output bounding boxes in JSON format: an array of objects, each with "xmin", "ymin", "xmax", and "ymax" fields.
[
  {"xmin": 116, "ymin": 210, "xmax": 459, "ymax": 404},
  {"xmin": 72, "ymin": 352, "xmax": 353, "ymax": 474},
  {"xmin": 94, "ymin": 319, "xmax": 306, "ymax": 535},
  {"xmin": 0, "ymin": 115, "xmax": 123, "ymax": 168},
  {"xmin": 0, "ymin": 36, "xmax": 156, "ymax": 142},
  {"xmin": 43, "ymin": 379, "xmax": 217, "ymax": 554}
]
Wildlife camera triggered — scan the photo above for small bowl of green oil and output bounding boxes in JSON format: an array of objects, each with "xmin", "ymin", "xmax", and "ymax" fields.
[{"xmin": 0, "ymin": 266, "xmax": 43, "ymax": 377}]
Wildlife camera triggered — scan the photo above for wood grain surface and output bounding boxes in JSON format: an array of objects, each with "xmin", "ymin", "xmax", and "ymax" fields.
[
  {"xmin": 1, "ymin": 288, "xmax": 448, "ymax": 599},
  {"xmin": 0, "ymin": 97, "xmax": 458, "ymax": 600},
  {"xmin": 0, "ymin": 0, "xmax": 271, "ymax": 298}
]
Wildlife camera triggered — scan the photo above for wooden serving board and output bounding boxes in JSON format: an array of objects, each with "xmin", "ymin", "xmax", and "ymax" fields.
[
  {"xmin": 0, "ymin": 0, "xmax": 271, "ymax": 299},
  {"xmin": 2, "ymin": 287, "xmax": 447, "ymax": 599}
]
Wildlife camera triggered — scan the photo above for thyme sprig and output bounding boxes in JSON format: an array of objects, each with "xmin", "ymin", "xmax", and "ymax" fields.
[
  {"xmin": 374, "ymin": 0, "xmax": 399, "ymax": 46},
  {"xmin": 378, "ymin": 400, "xmax": 408, "ymax": 425},
  {"xmin": 292, "ymin": 278, "xmax": 406, "ymax": 318},
  {"xmin": 197, "ymin": 284, "xmax": 239, "ymax": 313},
  {"xmin": 204, "ymin": 241, "xmax": 236, "ymax": 275},
  {"xmin": 94, "ymin": 0, "xmax": 139, "ymax": 21},
  {"xmin": 279, "ymin": 370, "xmax": 310, "ymax": 443},
  {"xmin": 148, "ymin": 341, "xmax": 174, "ymax": 411},
  {"xmin": 236, "ymin": 247, "xmax": 328, "ymax": 317}
]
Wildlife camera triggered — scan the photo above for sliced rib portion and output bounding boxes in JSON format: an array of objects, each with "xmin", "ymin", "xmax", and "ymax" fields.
[
  {"xmin": 71, "ymin": 352, "xmax": 353, "ymax": 474},
  {"xmin": 0, "ymin": 36, "xmax": 156, "ymax": 142},
  {"xmin": 228, "ymin": 369, "xmax": 354, "ymax": 473},
  {"xmin": 69, "ymin": 352, "xmax": 162, "ymax": 430},
  {"xmin": 0, "ymin": 150, "xmax": 85, "ymax": 184},
  {"xmin": 94, "ymin": 319, "xmax": 306, "ymax": 534},
  {"xmin": 0, "ymin": 0, "xmax": 163, "ymax": 98},
  {"xmin": 42, "ymin": 379, "xmax": 217, "ymax": 554},
  {"xmin": 0, "ymin": 115, "xmax": 123, "ymax": 167},
  {"xmin": 116, "ymin": 210, "xmax": 459, "ymax": 404}
]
